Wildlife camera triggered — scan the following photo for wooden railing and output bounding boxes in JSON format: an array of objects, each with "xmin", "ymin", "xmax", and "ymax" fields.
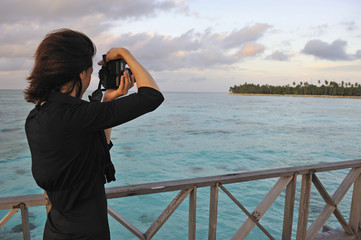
[{"xmin": 1, "ymin": 159, "xmax": 361, "ymax": 239}]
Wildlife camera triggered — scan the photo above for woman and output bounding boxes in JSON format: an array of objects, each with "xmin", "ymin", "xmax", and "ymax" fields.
[{"xmin": 24, "ymin": 29, "xmax": 164, "ymax": 239}]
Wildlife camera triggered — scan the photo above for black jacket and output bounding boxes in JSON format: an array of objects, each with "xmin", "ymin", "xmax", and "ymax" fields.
[{"xmin": 25, "ymin": 87, "xmax": 164, "ymax": 210}]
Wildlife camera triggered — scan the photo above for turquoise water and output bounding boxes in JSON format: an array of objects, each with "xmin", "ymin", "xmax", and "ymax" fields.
[{"xmin": 1, "ymin": 90, "xmax": 361, "ymax": 239}]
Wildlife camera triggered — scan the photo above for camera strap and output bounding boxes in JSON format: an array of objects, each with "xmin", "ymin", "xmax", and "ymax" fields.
[
  {"xmin": 88, "ymin": 81, "xmax": 103, "ymax": 102},
  {"xmin": 88, "ymin": 55, "xmax": 108, "ymax": 102}
]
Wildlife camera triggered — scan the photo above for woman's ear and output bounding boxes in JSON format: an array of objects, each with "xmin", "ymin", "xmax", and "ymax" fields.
[
  {"xmin": 79, "ymin": 70, "xmax": 86, "ymax": 81},
  {"xmin": 80, "ymin": 68, "xmax": 93, "ymax": 81}
]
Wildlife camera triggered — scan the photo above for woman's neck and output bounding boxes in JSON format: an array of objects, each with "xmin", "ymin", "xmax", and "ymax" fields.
[{"xmin": 60, "ymin": 82, "xmax": 78, "ymax": 98}]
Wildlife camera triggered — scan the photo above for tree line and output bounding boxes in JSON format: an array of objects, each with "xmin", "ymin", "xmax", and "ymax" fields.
[{"xmin": 229, "ymin": 80, "xmax": 361, "ymax": 96}]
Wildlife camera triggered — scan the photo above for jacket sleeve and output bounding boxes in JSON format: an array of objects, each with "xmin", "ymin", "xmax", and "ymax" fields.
[{"xmin": 64, "ymin": 87, "xmax": 164, "ymax": 132}]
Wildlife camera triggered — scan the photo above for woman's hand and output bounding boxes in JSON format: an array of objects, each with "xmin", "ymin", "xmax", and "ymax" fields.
[
  {"xmin": 97, "ymin": 48, "xmax": 130, "ymax": 65},
  {"xmin": 103, "ymin": 70, "xmax": 135, "ymax": 102}
]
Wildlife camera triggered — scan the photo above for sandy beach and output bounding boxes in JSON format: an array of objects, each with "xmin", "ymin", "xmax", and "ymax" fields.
[{"xmin": 229, "ymin": 93, "xmax": 361, "ymax": 99}]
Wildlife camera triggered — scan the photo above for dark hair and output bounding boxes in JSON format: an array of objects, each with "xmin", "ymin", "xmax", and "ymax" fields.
[{"xmin": 25, "ymin": 29, "xmax": 96, "ymax": 103}]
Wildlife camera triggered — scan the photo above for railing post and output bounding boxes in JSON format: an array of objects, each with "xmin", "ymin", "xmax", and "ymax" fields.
[
  {"xmin": 189, "ymin": 186, "xmax": 197, "ymax": 240},
  {"xmin": 307, "ymin": 167, "xmax": 361, "ymax": 239},
  {"xmin": 145, "ymin": 189, "xmax": 192, "ymax": 239},
  {"xmin": 209, "ymin": 183, "xmax": 219, "ymax": 240},
  {"xmin": 282, "ymin": 173, "xmax": 297, "ymax": 240},
  {"xmin": 19, "ymin": 203, "xmax": 30, "ymax": 240},
  {"xmin": 220, "ymin": 184, "xmax": 275, "ymax": 239},
  {"xmin": 296, "ymin": 173, "xmax": 312, "ymax": 240},
  {"xmin": 232, "ymin": 176, "xmax": 292, "ymax": 240},
  {"xmin": 349, "ymin": 170, "xmax": 361, "ymax": 234}
]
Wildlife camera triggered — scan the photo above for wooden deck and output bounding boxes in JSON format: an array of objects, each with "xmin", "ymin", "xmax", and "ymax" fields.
[
  {"xmin": 1, "ymin": 159, "xmax": 361, "ymax": 239},
  {"xmin": 315, "ymin": 225, "xmax": 361, "ymax": 240}
]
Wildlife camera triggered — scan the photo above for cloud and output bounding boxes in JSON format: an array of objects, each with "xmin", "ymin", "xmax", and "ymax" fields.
[
  {"xmin": 238, "ymin": 43, "xmax": 265, "ymax": 57},
  {"xmin": 0, "ymin": 0, "xmax": 189, "ymax": 23},
  {"xmin": 311, "ymin": 24, "xmax": 329, "ymax": 36},
  {"xmin": 0, "ymin": 0, "xmax": 197, "ymax": 76},
  {"xmin": 0, "ymin": 0, "xmax": 191, "ymax": 58},
  {"xmin": 340, "ymin": 21, "xmax": 358, "ymax": 31},
  {"xmin": 189, "ymin": 76, "xmax": 208, "ymax": 82},
  {"xmin": 221, "ymin": 24, "xmax": 271, "ymax": 49},
  {"xmin": 266, "ymin": 51, "xmax": 291, "ymax": 61},
  {"xmin": 0, "ymin": 70, "xmax": 30, "ymax": 89},
  {"xmin": 302, "ymin": 39, "xmax": 358, "ymax": 61},
  {"xmin": 0, "ymin": 0, "xmax": 272, "ymax": 90},
  {"xmin": 0, "ymin": 1, "xmax": 271, "ymax": 61},
  {"xmin": 355, "ymin": 50, "xmax": 361, "ymax": 59},
  {"xmin": 107, "ymin": 24, "xmax": 270, "ymax": 70},
  {"xmin": 317, "ymin": 64, "xmax": 361, "ymax": 72},
  {"xmin": 0, "ymin": 58, "xmax": 32, "ymax": 71}
]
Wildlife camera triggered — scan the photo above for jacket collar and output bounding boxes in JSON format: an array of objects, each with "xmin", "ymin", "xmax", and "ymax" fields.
[{"xmin": 47, "ymin": 91, "xmax": 85, "ymax": 105}]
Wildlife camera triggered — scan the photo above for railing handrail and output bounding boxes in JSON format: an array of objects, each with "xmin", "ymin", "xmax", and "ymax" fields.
[
  {"xmin": 107, "ymin": 158, "xmax": 361, "ymax": 198},
  {"xmin": 1, "ymin": 159, "xmax": 361, "ymax": 208}
]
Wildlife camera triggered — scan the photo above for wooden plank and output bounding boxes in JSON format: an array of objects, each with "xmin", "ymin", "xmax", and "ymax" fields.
[
  {"xmin": 19, "ymin": 203, "xmax": 30, "ymax": 240},
  {"xmin": 0, "ymin": 208, "xmax": 19, "ymax": 228},
  {"xmin": 219, "ymin": 184, "xmax": 274, "ymax": 240},
  {"xmin": 144, "ymin": 189, "xmax": 192, "ymax": 239},
  {"xmin": 333, "ymin": 167, "xmax": 361, "ymax": 204},
  {"xmin": 349, "ymin": 171, "xmax": 361, "ymax": 234},
  {"xmin": 306, "ymin": 167, "xmax": 361, "ymax": 239},
  {"xmin": 105, "ymin": 159, "xmax": 361, "ymax": 199},
  {"xmin": 296, "ymin": 173, "xmax": 312, "ymax": 240},
  {"xmin": 107, "ymin": 205, "xmax": 145, "ymax": 240},
  {"xmin": 208, "ymin": 183, "xmax": 219, "ymax": 240},
  {"xmin": 308, "ymin": 204, "xmax": 337, "ymax": 238},
  {"xmin": 282, "ymin": 173, "xmax": 297, "ymax": 240},
  {"xmin": 333, "ymin": 208, "xmax": 355, "ymax": 235},
  {"xmin": 231, "ymin": 176, "xmax": 292, "ymax": 240},
  {"xmin": 312, "ymin": 173, "xmax": 335, "ymax": 206},
  {"xmin": 188, "ymin": 186, "xmax": 197, "ymax": 240},
  {"xmin": 0, "ymin": 194, "xmax": 46, "ymax": 210},
  {"xmin": 312, "ymin": 173, "xmax": 354, "ymax": 234}
]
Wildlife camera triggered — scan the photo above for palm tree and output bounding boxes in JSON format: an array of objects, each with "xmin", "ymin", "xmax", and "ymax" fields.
[
  {"xmin": 341, "ymin": 81, "xmax": 345, "ymax": 95},
  {"xmin": 304, "ymin": 82, "xmax": 309, "ymax": 94}
]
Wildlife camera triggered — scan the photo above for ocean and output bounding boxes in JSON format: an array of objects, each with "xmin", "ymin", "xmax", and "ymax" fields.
[{"xmin": 1, "ymin": 90, "xmax": 361, "ymax": 239}]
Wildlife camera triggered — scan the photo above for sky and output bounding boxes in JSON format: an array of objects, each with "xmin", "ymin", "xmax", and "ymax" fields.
[{"xmin": 0, "ymin": 0, "xmax": 360, "ymax": 92}]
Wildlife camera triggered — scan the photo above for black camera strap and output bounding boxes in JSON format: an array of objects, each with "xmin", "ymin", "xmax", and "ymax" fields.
[
  {"xmin": 88, "ymin": 81, "xmax": 103, "ymax": 102},
  {"xmin": 88, "ymin": 55, "xmax": 108, "ymax": 102}
]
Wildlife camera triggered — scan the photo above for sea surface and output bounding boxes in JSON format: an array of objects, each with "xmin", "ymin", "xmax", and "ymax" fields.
[{"xmin": 1, "ymin": 90, "xmax": 361, "ymax": 239}]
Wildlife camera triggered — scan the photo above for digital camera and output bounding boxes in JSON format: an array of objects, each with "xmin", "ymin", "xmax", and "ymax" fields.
[{"xmin": 98, "ymin": 54, "xmax": 134, "ymax": 89}]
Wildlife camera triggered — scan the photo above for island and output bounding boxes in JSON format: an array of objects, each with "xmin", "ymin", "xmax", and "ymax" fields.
[{"xmin": 229, "ymin": 81, "xmax": 361, "ymax": 97}]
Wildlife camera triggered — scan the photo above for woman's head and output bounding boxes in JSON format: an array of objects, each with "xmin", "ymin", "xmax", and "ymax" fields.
[{"xmin": 25, "ymin": 29, "xmax": 96, "ymax": 103}]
